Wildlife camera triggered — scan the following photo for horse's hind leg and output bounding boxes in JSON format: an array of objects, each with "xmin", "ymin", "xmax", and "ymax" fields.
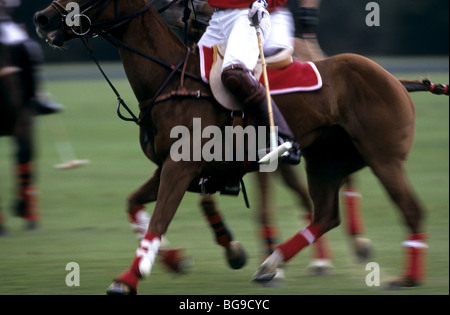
[
  {"xmin": 200, "ymin": 195, "xmax": 247, "ymax": 269},
  {"xmin": 253, "ymin": 157, "xmax": 344, "ymax": 282},
  {"xmin": 278, "ymin": 165, "xmax": 335, "ymax": 274},
  {"xmin": 256, "ymin": 167, "xmax": 333, "ymax": 276},
  {"xmin": 342, "ymin": 177, "xmax": 372, "ymax": 263},
  {"xmin": 370, "ymin": 161, "xmax": 427, "ymax": 287}
]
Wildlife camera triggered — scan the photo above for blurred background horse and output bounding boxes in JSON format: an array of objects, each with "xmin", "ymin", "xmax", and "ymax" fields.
[
  {"xmin": 0, "ymin": 0, "xmax": 62, "ymax": 234},
  {"xmin": 0, "ymin": 34, "xmax": 38, "ymax": 233}
]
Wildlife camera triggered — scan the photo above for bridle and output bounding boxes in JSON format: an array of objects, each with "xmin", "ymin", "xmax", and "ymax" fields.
[
  {"xmin": 48, "ymin": 0, "xmax": 207, "ymax": 124},
  {"xmin": 51, "ymin": 0, "xmax": 154, "ymax": 37}
]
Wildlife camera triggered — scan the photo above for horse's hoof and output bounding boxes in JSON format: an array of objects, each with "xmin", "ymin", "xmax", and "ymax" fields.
[
  {"xmin": 0, "ymin": 224, "xmax": 7, "ymax": 236},
  {"xmin": 354, "ymin": 237, "xmax": 373, "ymax": 263},
  {"xmin": 252, "ymin": 250, "xmax": 283, "ymax": 283},
  {"xmin": 385, "ymin": 277, "xmax": 421, "ymax": 290},
  {"xmin": 25, "ymin": 220, "xmax": 39, "ymax": 231},
  {"xmin": 106, "ymin": 280, "xmax": 137, "ymax": 295},
  {"xmin": 225, "ymin": 241, "xmax": 247, "ymax": 269},
  {"xmin": 252, "ymin": 266, "xmax": 277, "ymax": 283},
  {"xmin": 159, "ymin": 248, "xmax": 193, "ymax": 274},
  {"xmin": 257, "ymin": 268, "xmax": 285, "ymax": 287},
  {"xmin": 307, "ymin": 259, "xmax": 334, "ymax": 276}
]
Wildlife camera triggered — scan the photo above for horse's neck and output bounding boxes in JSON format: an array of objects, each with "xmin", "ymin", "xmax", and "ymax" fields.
[{"xmin": 116, "ymin": 7, "xmax": 187, "ymax": 103}]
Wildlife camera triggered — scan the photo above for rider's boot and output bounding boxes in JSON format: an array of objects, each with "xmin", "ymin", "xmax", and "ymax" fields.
[{"xmin": 222, "ymin": 64, "xmax": 300, "ymax": 165}]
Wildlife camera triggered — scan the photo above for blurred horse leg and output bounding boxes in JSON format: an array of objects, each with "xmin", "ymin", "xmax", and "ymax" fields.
[
  {"xmin": 126, "ymin": 166, "xmax": 190, "ymax": 273},
  {"xmin": 342, "ymin": 177, "xmax": 372, "ymax": 263},
  {"xmin": 127, "ymin": 167, "xmax": 161, "ymax": 239},
  {"xmin": 109, "ymin": 160, "xmax": 205, "ymax": 294},
  {"xmin": 13, "ymin": 107, "xmax": 40, "ymax": 229},
  {"xmin": 256, "ymin": 171, "xmax": 279, "ymax": 259},
  {"xmin": 0, "ymin": 194, "xmax": 5, "ymax": 235},
  {"xmin": 369, "ymin": 161, "xmax": 426, "ymax": 288},
  {"xmin": 279, "ymin": 165, "xmax": 334, "ymax": 274},
  {"xmin": 257, "ymin": 165, "xmax": 334, "ymax": 277},
  {"xmin": 199, "ymin": 194, "xmax": 247, "ymax": 269}
]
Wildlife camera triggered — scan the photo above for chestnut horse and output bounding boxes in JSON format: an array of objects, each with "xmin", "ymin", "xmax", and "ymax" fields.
[
  {"xmin": 0, "ymin": 43, "xmax": 39, "ymax": 234},
  {"xmin": 34, "ymin": 0, "xmax": 448, "ymax": 294}
]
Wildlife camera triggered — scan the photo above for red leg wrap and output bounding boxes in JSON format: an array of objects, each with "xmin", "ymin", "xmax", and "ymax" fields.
[
  {"xmin": 403, "ymin": 233, "xmax": 427, "ymax": 284},
  {"xmin": 343, "ymin": 189, "xmax": 364, "ymax": 235},
  {"xmin": 304, "ymin": 214, "xmax": 333, "ymax": 260},
  {"xmin": 277, "ymin": 224, "xmax": 323, "ymax": 262},
  {"xmin": 17, "ymin": 163, "xmax": 39, "ymax": 222}
]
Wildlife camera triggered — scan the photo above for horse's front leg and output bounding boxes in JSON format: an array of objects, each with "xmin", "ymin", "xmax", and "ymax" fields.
[
  {"xmin": 127, "ymin": 167, "xmax": 161, "ymax": 239},
  {"xmin": 126, "ymin": 166, "xmax": 190, "ymax": 273},
  {"xmin": 200, "ymin": 195, "xmax": 247, "ymax": 269},
  {"xmin": 107, "ymin": 159, "xmax": 203, "ymax": 295}
]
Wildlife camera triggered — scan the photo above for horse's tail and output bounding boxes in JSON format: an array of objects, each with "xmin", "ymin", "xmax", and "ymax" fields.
[{"xmin": 400, "ymin": 78, "xmax": 449, "ymax": 96}]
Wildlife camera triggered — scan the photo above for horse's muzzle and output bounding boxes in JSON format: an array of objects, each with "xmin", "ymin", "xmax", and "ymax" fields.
[{"xmin": 33, "ymin": 10, "xmax": 66, "ymax": 47}]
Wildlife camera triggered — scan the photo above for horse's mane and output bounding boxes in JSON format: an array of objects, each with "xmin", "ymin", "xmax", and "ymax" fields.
[{"xmin": 147, "ymin": 5, "xmax": 187, "ymax": 50}]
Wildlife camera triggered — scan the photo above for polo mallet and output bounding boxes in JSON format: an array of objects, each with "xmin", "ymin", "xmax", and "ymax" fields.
[
  {"xmin": 45, "ymin": 114, "xmax": 90, "ymax": 170},
  {"xmin": 254, "ymin": 24, "xmax": 292, "ymax": 164}
]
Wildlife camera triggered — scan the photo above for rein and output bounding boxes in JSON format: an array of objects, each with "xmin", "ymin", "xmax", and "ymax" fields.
[{"xmin": 52, "ymin": 0, "xmax": 207, "ymax": 124}]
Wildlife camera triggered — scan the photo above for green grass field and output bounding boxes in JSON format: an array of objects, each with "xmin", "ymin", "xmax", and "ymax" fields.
[{"xmin": 0, "ymin": 62, "xmax": 448, "ymax": 295}]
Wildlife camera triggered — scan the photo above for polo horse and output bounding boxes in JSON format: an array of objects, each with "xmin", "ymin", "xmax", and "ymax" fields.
[
  {"xmin": 0, "ymin": 43, "xmax": 39, "ymax": 234},
  {"xmin": 34, "ymin": 0, "xmax": 448, "ymax": 294},
  {"xmin": 149, "ymin": 0, "xmax": 369, "ymax": 277}
]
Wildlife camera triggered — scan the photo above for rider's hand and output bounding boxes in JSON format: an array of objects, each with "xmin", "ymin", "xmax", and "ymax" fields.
[{"xmin": 248, "ymin": 0, "xmax": 269, "ymax": 27}]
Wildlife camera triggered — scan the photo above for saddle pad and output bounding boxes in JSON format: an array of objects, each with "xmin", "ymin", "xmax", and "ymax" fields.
[
  {"xmin": 199, "ymin": 44, "xmax": 322, "ymax": 110},
  {"xmin": 259, "ymin": 61, "xmax": 322, "ymax": 94}
]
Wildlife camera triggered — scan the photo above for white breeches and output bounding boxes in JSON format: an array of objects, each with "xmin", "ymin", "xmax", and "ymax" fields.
[{"xmin": 198, "ymin": 7, "xmax": 294, "ymax": 71}]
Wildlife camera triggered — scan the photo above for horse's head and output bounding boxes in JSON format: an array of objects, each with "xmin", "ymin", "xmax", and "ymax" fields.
[{"xmin": 34, "ymin": 0, "xmax": 149, "ymax": 47}]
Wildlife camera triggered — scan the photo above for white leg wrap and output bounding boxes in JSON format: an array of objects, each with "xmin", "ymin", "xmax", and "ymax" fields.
[
  {"xmin": 130, "ymin": 208, "xmax": 150, "ymax": 239},
  {"xmin": 136, "ymin": 237, "xmax": 161, "ymax": 278}
]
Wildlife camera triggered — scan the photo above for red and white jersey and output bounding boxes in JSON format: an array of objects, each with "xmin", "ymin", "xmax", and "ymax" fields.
[{"xmin": 208, "ymin": 0, "xmax": 287, "ymax": 10}]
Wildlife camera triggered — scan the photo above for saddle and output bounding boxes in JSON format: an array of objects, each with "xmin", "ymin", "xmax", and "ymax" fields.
[{"xmin": 199, "ymin": 44, "xmax": 322, "ymax": 111}]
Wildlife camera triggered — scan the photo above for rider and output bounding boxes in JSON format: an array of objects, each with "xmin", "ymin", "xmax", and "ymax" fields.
[
  {"xmin": 198, "ymin": 0, "xmax": 301, "ymax": 164},
  {"xmin": 0, "ymin": 0, "xmax": 63, "ymax": 115},
  {"xmin": 288, "ymin": 0, "xmax": 326, "ymax": 60}
]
